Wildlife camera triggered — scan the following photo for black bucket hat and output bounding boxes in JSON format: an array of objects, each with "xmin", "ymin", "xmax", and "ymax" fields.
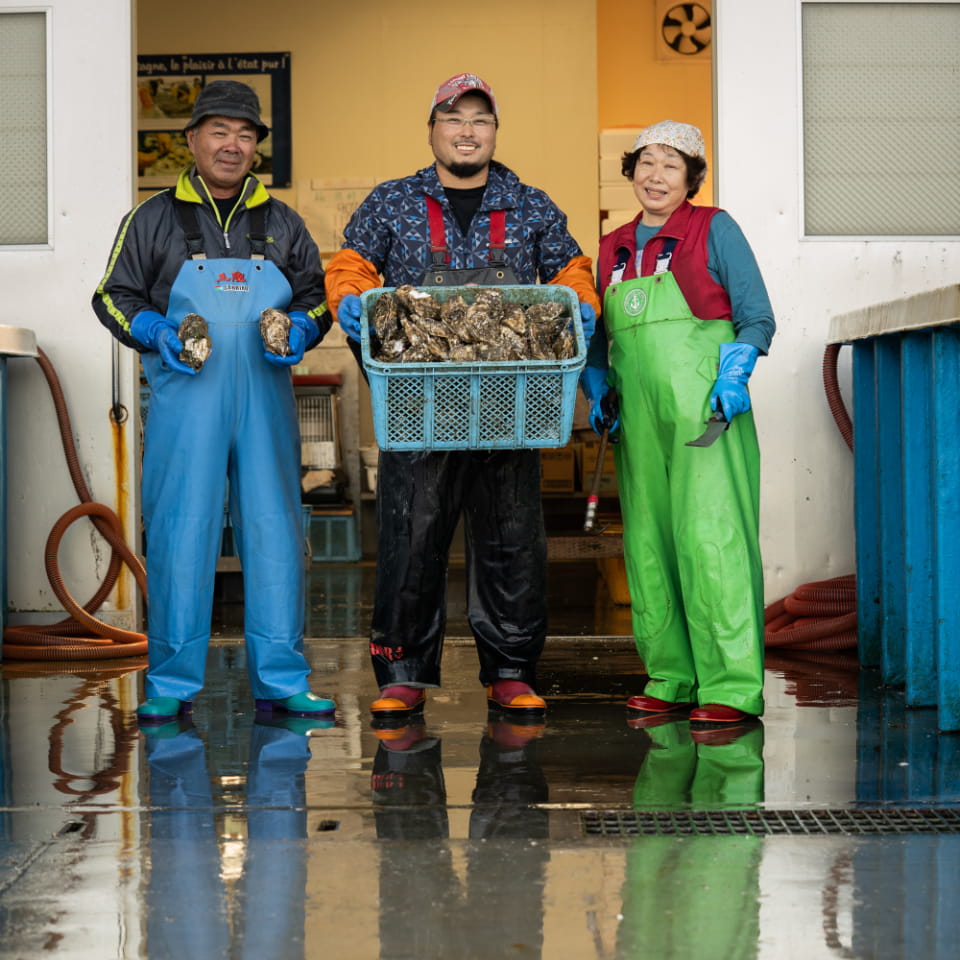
[{"xmin": 184, "ymin": 80, "xmax": 270, "ymax": 142}]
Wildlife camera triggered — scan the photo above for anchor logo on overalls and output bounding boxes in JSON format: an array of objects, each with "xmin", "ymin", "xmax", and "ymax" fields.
[{"xmin": 624, "ymin": 288, "xmax": 648, "ymax": 317}]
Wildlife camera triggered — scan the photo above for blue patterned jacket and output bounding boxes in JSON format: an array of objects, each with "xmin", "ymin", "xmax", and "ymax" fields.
[{"xmin": 340, "ymin": 161, "xmax": 585, "ymax": 286}]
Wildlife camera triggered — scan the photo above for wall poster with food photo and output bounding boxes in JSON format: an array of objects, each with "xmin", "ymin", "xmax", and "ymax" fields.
[{"xmin": 136, "ymin": 52, "xmax": 291, "ymax": 189}]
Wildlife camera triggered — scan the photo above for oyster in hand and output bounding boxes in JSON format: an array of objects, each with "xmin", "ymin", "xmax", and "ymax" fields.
[
  {"xmin": 260, "ymin": 308, "xmax": 292, "ymax": 356},
  {"xmin": 178, "ymin": 313, "xmax": 211, "ymax": 370}
]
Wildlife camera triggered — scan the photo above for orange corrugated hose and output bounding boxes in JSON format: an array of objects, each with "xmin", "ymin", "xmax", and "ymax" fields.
[
  {"xmin": 1, "ymin": 348, "xmax": 148, "ymax": 660},
  {"xmin": 763, "ymin": 344, "xmax": 857, "ymax": 652}
]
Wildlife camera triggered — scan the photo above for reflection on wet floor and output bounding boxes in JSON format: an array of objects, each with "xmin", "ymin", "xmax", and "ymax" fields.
[{"xmin": 3, "ymin": 562, "xmax": 960, "ymax": 958}]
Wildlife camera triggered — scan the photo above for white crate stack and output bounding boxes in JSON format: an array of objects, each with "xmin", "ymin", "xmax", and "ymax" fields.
[{"xmin": 599, "ymin": 127, "xmax": 644, "ymax": 236}]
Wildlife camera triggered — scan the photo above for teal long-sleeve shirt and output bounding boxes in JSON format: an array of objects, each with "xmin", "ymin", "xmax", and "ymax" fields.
[{"xmin": 587, "ymin": 210, "xmax": 775, "ymax": 367}]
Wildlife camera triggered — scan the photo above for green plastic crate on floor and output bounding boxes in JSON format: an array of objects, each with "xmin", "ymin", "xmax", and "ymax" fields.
[{"xmin": 309, "ymin": 509, "xmax": 361, "ymax": 563}]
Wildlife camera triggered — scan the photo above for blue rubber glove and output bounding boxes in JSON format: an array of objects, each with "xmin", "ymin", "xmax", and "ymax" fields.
[
  {"xmin": 578, "ymin": 302, "xmax": 596, "ymax": 352},
  {"xmin": 580, "ymin": 364, "xmax": 620, "ymax": 438},
  {"xmin": 337, "ymin": 295, "xmax": 363, "ymax": 343},
  {"xmin": 130, "ymin": 310, "xmax": 196, "ymax": 376},
  {"xmin": 710, "ymin": 342, "xmax": 759, "ymax": 419},
  {"xmin": 263, "ymin": 310, "xmax": 318, "ymax": 367}
]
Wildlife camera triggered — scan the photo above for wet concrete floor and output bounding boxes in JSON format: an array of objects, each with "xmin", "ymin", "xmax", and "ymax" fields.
[{"xmin": 1, "ymin": 561, "xmax": 959, "ymax": 959}]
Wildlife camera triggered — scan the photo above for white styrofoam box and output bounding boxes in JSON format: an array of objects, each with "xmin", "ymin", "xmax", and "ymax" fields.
[
  {"xmin": 601, "ymin": 210, "xmax": 639, "ymax": 235},
  {"xmin": 599, "ymin": 154, "xmax": 625, "ymax": 182},
  {"xmin": 598, "ymin": 127, "xmax": 645, "ymax": 156},
  {"xmin": 600, "ymin": 183, "xmax": 639, "ymax": 211},
  {"xmin": 301, "ymin": 440, "xmax": 337, "ymax": 469}
]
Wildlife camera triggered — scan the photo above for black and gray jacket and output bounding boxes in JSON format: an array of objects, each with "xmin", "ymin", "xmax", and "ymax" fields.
[{"xmin": 92, "ymin": 167, "xmax": 330, "ymax": 351}]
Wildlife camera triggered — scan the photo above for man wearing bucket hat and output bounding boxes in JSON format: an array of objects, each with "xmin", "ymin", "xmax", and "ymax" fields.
[
  {"xmin": 325, "ymin": 72, "xmax": 601, "ymax": 724},
  {"xmin": 93, "ymin": 80, "xmax": 334, "ymax": 725},
  {"xmin": 581, "ymin": 119, "xmax": 775, "ymax": 729}
]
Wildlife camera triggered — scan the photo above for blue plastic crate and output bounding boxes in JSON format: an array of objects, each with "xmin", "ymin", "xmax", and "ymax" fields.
[
  {"xmin": 309, "ymin": 510, "xmax": 361, "ymax": 563},
  {"xmin": 359, "ymin": 284, "xmax": 586, "ymax": 451}
]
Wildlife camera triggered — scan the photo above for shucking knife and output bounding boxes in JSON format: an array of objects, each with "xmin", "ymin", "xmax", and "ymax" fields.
[{"xmin": 685, "ymin": 403, "xmax": 729, "ymax": 447}]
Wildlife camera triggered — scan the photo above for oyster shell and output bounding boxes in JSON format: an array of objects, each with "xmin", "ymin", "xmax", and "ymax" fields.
[
  {"xmin": 178, "ymin": 313, "xmax": 211, "ymax": 370},
  {"xmin": 501, "ymin": 303, "xmax": 527, "ymax": 336},
  {"xmin": 527, "ymin": 323, "xmax": 558, "ymax": 361},
  {"xmin": 524, "ymin": 301, "xmax": 565, "ymax": 324},
  {"xmin": 472, "ymin": 287, "xmax": 505, "ymax": 320},
  {"xmin": 440, "ymin": 294, "xmax": 469, "ymax": 323},
  {"xmin": 372, "ymin": 292, "xmax": 402, "ymax": 340},
  {"xmin": 260, "ymin": 308, "xmax": 292, "ymax": 356},
  {"xmin": 553, "ymin": 329, "xmax": 575, "ymax": 359},
  {"xmin": 376, "ymin": 338, "xmax": 408, "ymax": 361},
  {"xmin": 448, "ymin": 343, "xmax": 478, "ymax": 361},
  {"xmin": 395, "ymin": 284, "xmax": 441, "ymax": 319},
  {"xmin": 464, "ymin": 302, "xmax": 500, "ymax": 343},
  {"xmin": 403, "ymin": 343, "xmax": 434, "ymax": 362},
  {"xmin": 500, "ymin": 327, "xmax": 528, "ymax": 360}
]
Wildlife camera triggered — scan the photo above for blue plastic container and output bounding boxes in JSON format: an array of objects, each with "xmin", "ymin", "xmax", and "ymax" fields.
[
  {"xmin": 359, "ymin": 285, "xmax": 586, "ymax": 451},
  {"xmin": 309, "ymin": 510, "xmax": 361, "ymax": 563}
]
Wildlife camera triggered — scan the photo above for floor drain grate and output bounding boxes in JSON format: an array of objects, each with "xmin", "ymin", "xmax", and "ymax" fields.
[{"xmin": 581, "ymin": 808, "xmax": 960, "ymax": 837}]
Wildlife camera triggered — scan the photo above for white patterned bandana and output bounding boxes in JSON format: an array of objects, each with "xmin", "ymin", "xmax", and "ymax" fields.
[{"xmin": 632, "ymin": 120, "xmax": 705, "ymax": 160}]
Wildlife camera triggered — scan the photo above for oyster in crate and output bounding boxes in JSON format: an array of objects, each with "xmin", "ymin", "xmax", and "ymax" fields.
[
  {"xmin": 372, "ymin": 291, "xmax": 402, "ymax": 340},
  {"xmin": 440, "ymin": 293, "xmax": 469, "ymax": 324},
  {"xmin": 395, "ymin": 284, "xmax": 441, "ymax": 319},
  {"xmin": 260, "ymin": 308, "xmax": 292, "ymax": 356},
  {"xmin": 524, "ymin": 300, "xmax": 565, "ymax": 324},
  {"xmin": 178, "ymin": 313, "xmax": 211, "ymax": 370},
  {"xmin": 376, "ymin": 338, "xmax": 408, "ymax": 362},
  {"xmin": 553, "ymin": 329, "xmax": 576, "ymax": 359},
  {"xmin": 501, "ymin": 303, "xmax": 527, "ymax": 336},
  {"xmin": 463, "ymin": 300, "xmax": 501, "ymax": 343}
]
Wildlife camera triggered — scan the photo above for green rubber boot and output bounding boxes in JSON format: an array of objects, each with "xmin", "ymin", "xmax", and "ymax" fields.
[
  {"xmin": 255, "ymin": 691, "xmax": 336, "ymax": 716},
  {"xmin": 136, "ymin": 697, "xmax": 190, "ymax": 723}
]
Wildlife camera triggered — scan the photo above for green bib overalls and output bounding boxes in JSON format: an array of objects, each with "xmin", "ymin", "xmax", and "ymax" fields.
[{"xmin": 604, "ymin": 270, "xmax": 764, "ymax": 715}]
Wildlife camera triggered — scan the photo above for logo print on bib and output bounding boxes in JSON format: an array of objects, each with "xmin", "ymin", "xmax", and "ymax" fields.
[
  {"xmin": 624, "ymin": 288, "xmax": 648, "ymax": 317},
  {"xmin": 215, "ymin": 270, "xmax": 249, "ymax": 294}
]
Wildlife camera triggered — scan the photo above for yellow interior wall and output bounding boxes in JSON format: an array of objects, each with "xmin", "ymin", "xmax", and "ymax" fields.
[
  {"xmin": 596, "ymin": 0, "xmax": 714, "ymax": 204},
  {"xmin": 137, "ymin": 0, "xmax": 600, "ymax": 260}
]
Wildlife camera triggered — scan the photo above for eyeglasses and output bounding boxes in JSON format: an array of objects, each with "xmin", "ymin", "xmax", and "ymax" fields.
[{"xmin": 434, "ymin": 116, "xmax": 496, "ymax": 130}]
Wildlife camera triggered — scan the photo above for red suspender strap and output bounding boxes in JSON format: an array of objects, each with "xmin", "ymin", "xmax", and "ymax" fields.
[
  {"xmin": 425, "ymin": 195, "xmax": 507, "ymax": 265},
  {"xmin": 426, "ymin": 195, "xmax": 449, "ymax": 265},
  {"xmin": 488, "ymin": 210, "xmax": 506, "ymax": 262}
]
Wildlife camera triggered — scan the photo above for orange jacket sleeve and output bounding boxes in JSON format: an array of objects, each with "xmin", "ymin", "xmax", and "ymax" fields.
[
  {"xmin": 323, "ymin": 248, "xmax": 382, "ymax": 322},
  {"xmin": 548, "ymin": 254, "xmax": 601, "ymax": 315}
]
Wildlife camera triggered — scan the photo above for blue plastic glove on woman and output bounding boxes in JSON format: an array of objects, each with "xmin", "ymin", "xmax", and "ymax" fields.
[
  {"xmin": 709, "ymin": 342, "xmax": 759, "ymax": 419},
  {"xmin": 580, "ymin": 364, "xmax": 620, "ymax": 438}
]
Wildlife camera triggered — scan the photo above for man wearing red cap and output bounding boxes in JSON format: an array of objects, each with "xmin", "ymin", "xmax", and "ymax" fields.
[{"xmin": 326, "ymin": 72, "xmax": 600, "ymax": 724}]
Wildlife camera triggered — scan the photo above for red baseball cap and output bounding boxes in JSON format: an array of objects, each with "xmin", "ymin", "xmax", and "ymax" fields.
[{"xmin": 430, "ymin": 73, "xmax": 498, "ymax": 117}]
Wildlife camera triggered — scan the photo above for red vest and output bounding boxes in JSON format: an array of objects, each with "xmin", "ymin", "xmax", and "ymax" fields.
[{"xmin": 598, "ymin": 202, "xmax": 732, "ymax": 322}]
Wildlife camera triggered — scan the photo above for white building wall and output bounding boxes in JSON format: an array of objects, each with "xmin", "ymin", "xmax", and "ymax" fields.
[
  {"xmin": 714, "ymin": 0, "xmax": 959, "ymax": 602},
  {"xmin": 1, "ymin": 0, "xmax": 140, "ymax": 627}
]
